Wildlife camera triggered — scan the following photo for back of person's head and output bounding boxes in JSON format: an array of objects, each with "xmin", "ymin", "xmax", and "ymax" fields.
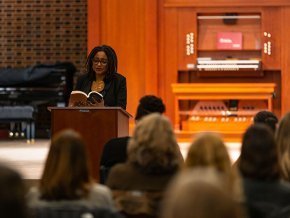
[
  {"xmin": 276, "ymin": 112, "xmax": 290, "ymax": 181},
  {"xmin": 185, "ymin": 132, "xmax": 244, "ymax": 202},
  {"xmin": 128, "ymin": 113, "xmax": 181, "ymax": 174},
  {"xmin": 161, "ymin": 168, "xmax": 243, "ymax": 218},
  {"xmin": 135, "ymin": 95, "xmax": 166, "ymax": 121},
  {"xmin": 40, "ymin": 129, "xmax": 91, "ymax": 200},
  {"xmin": 185, "ymin": 132, "xmax": 231, "ymax": 173},
  {"xmin": 0, "ymin": 164, "xmax": 28, "ymax": 218},
  {"xmin": 239, "ymin": 124, "xmax": 280, "ymax": 180},
  {"xmin": 254, "ymin": 110, "xmax": 278, "ymax": 132}
]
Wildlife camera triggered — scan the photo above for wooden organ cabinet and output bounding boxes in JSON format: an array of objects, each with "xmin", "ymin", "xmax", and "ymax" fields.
[{"xmin": 160, "ymin": 1, "xmax": 290, "ymax": 142}]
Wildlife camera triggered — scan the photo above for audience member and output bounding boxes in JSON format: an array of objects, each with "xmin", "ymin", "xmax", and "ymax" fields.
[
  {"xmin": 238, "ymin": 124, "xmax": 290, "ymax": 218},
  {"xmin": 106, "ymin": 113, "xmax": 183, "ymax": 217},
  {"xmin": 100, "ymin": 95, "xmax": 166, "ymax": 183},
  {"xmin": 254, "ymin": 110, "xmax": 278, "ymax": 132},
  {"xmin": 234, "ymin": 110, "xmax": 279, "ymax": 168},
  {"xmin": 0, "ymin": 164, "xmax": 29, "ymax": 218},
  {"xmin": 27, "ymin": 129, "xmax": 115, "ymax": 210},
  {"xmin": 276, "ymin": 112, "xmax": 290, "ymax": 181},
  {"xmin": 185, "ymin": 132, "xmax": 244, "ymax": 202},
  {"xmin": 160, "ymin": 167, "xmax": 244, "ymax": 218}
]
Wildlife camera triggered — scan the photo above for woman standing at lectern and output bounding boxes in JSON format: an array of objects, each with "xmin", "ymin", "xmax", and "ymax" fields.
[{"xmin": 75, "ymin": 45, "xmax": 127, "ymax": 109}]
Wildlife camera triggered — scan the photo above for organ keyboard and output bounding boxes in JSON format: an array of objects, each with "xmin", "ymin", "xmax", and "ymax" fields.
[
  {"xmin": 197, "ymin": 59, "xmax": 261, "ymax": 71},
  {"xmin": 182, "ymin": 100, "xmax": 268, "ymax": 133}
]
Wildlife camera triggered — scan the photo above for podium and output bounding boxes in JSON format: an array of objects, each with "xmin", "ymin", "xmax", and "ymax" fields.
[{"xmin": 49, "ymin": 107, "xmax": 132, "ymax": 180}]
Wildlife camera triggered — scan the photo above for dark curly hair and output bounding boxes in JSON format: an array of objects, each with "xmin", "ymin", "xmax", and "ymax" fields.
[
  {"xmin": 86, "ymin": 45, "xmax": 118, "ymax": 83},
  {"xmin": 135, "ymin": 95, "xmax": 166, "ymax": 121},
  {"xmin": 254, "ymin": 110, "xmax": 278, "ymax": 132},
  {"xmin": 239, "ymin": 124, "xmax": 280, "ymax": 180}
]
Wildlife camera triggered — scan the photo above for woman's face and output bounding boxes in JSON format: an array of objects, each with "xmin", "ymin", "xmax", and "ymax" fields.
[{"xmin": 92, "ymin": 51, "xmax": 108, "ymax": 77}]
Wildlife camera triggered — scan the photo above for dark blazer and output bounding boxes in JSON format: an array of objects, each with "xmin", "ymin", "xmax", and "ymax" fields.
[
  {"xmin": 75, "ymin": 73, "xmax": 127, "ymax": 109},
  {"xmin": 100, "ymin": 136, "xmax": 130, "ymax": 184},
  {"xmin": 242, "ymin": 178, "xmax": 290, "ymax": 218},
  {"xmin": 101, "ymin": 136, "xmax": 130, "ymax": 168}
]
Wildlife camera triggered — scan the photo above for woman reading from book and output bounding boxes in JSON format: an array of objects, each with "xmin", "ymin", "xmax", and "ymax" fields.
[{"xmin": 74, "ymin": 45, "xmax": 127, "ymax": 109}]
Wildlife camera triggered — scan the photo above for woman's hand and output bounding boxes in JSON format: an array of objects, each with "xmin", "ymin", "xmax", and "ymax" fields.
[
  {"xmin": 87, "ymin": 97, "xmax": 104, "ymax": 107},
  {"xmin": 74, "ymin": 101, "xmax": 89, "ymax": 107},
  {"xmin": 73, "ymin": 99, "xmax": 104, "ymax": 107}
]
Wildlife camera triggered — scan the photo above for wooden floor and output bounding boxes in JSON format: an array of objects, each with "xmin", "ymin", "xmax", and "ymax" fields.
[
  {"xmin": 0, "ymin": 138, "xmax": 241, "ymax": 187},
  {"xmin": 0, "ymin": 139, "xmax": 49, "ymax": 187}
]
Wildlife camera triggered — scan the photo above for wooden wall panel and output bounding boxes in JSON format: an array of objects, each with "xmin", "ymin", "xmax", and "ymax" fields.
[
  {"xmin": 164, "ymin": 0, "xmax": 290, "ymax": 7},
  {"xmin": 281, "ymin": 7, "xmax": 290, "ymax": 115},
  {"xmin": 158, "ymin": 4, "xmax": 179, "ymax": 123},
  {"xmin": 262, "ymin": 8, "xmax": 281, "ymax": 70},
  {"xmin": 87, "ymin": 0, "xmax": 100, "ymax": 53},
  {"xmin": 87, "ymin": 0, "xmax": 158, "ymax": 118},
  {"xmin": 177, "ymin": 9, "xmax": 197, "ymax": 70},
  {"xmin": 88, "ymin": 0, "xmax": 290, "ymax": 125},
  {"xmin": 88, "ymin": 0, "xmax": 158, "ymax": 119}
]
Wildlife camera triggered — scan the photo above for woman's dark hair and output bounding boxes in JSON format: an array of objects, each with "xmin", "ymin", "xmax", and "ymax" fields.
[
  {"xmin": 238, "ymin": 124, "xmax": 280, "ymax": 180},
  {"xmin": 254, "ymin": 110, "xmax": 278, "ymax": 132},
  {"xmin": 0, "ymin": 164, "xmax": 28, "ymax": 218},
  {"xmin": 86, "ymin": 45, "xmax": 118, "ymax": 82},
  {"xmin": 135, "ymin": 95, "xmax": 166, "ymax": 121}
]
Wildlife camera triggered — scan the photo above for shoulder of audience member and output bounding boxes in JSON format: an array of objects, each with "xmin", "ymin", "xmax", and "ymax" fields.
[{"xmin": 106, "ymin": 163, "xmax": 133, "ymax": 184}]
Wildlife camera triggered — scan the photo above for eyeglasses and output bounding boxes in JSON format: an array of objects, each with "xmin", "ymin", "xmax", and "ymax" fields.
[{"xmin": 92, "ymin": 59, "xmax": 108, "ymax": 65}]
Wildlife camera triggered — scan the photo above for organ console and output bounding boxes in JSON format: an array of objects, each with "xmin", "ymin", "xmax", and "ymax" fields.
[
  {"xmin": 171, "ymin": 83, "xmax": 276, "ymax": 142},
  {"xmin": 166, "ymin": 7, "xmax": 284, "ymax": 142},
  {"xmin": 196, "ymin": 59, "xmax": 261, "ymax": 71},
  {"xmin": 183, "ymin": 100, "xmax": 268, "ymax": 133}
]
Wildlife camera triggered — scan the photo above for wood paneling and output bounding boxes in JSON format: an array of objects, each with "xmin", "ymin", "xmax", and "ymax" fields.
[
  {"xmin": 88, "ymin": 0, "xmax": 290, "ymax": 126},
  {"xmin": 87, "ymin": 0, "xmax": 100, "ymax": 53},
  {"xmin": 177, "ymin": 9, "xmax": 197, "ymax": 70},
  {"xmin": 87, "ymin": 0, "xmax": 158, "ymax": 118},
  {"xmin": 281, "ymin": 7, "xmax": 290, "ymax": 114},
  {"xmin": 159, "ymin": 5, "xmax": 179, "ymax": 122},
  {"xmin": 164, "ymin": 0, "xmax": 290, "ymax": 7},
  {"xmin": 261, "ymin": 8, "xmax": 281, "ymax": 70}
]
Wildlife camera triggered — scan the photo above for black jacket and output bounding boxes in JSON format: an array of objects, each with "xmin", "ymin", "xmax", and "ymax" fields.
[{"xmin": 75, "ymin": 73, "xmax": 127, "ymax": 109}]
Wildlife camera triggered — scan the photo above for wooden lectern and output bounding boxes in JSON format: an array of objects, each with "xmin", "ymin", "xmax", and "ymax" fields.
[{"xmin": 49, "ymin": 107, "xmax": 132, "ymax": 180}]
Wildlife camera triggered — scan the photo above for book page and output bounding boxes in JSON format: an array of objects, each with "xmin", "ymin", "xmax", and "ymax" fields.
[
  {"xmin": 88, "ymin": 91, "xmax": 103, "ymax": 104},
  {"xmin": 68, "ymin": 91, "xmax": 88, "ymax": 107}
]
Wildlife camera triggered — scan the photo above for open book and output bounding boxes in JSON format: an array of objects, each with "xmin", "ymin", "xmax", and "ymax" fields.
[{"xmin": 68, "ymin": 90, "xmax": 104, "ymax": 107}]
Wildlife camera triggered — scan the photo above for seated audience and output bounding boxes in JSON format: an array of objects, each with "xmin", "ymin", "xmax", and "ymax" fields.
[
  {"xmin": 238, "ymin": 124, "xmax": 290, "ymax": 218},
  {"xmin": 276, "ymin": 112, "xmax": 290, "ymax": 181},
  {"xmin": 160, "ymin": 167, "xmax": 244, "ymax": 218},
  {"xmin": 27, "ymin": 129, "xmax": 115, "ymax": 210},
  {"xmin": 106, "ymin": 113, "xmax": 183, "ymax": 217},
  {"xmin": 234, "ymin": 110, "xmax": 279, "ymax": 168},
  {"xmin": 0, "ymin": 164, "xmax": 29, "ymax": 218},
  {"xmin": 254, "ymin": 110, "xmax": 278, "ymax": 133},
  {"xmin": 100, "ymin": 95, "xmax": 166, "ymax": 183},
  {"xmin": 185, "ymin": 132, "xmax": 244, "ymax": 202}
]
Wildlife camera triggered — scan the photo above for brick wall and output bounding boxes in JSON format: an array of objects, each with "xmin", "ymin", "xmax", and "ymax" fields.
[{"xmin": 0, "ymin": 0, "xmax": 87, "ymax": 71}]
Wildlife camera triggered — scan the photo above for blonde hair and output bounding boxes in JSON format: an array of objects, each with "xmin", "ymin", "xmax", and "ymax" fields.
[
  {"xmin": 127, "ymin": 113, "xmax": 182, "ymax": 174},
  {"xmin": 161, "ymin": 168, "xmax": 244, "ymax": 218},
  {"xmin": 185, "ymin": 132, "xmax": 244, "ymax": 202},
  {"xmin": 276, "ymin": 112, "xmax": 290, "ymax": 181},
  {"xmin": 185, "ymin": 133, "xmax": 231, "ymax": 171}
]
